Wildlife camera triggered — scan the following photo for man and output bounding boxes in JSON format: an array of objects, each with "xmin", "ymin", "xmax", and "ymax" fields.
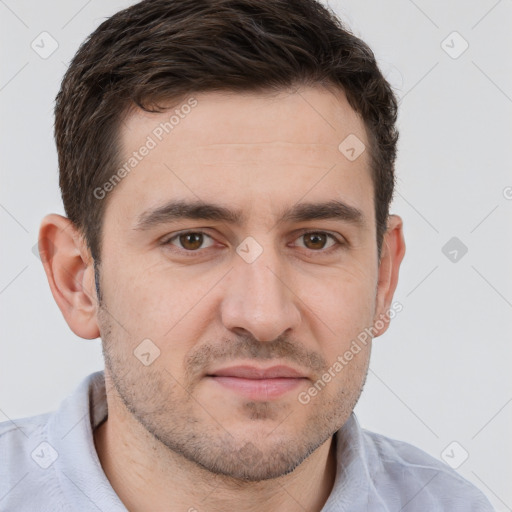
[{"xmin": 0, "ymin": 0, "xmax": 495, "ymax": 510}]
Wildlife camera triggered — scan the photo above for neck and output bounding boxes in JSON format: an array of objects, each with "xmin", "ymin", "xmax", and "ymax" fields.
[{"xmin": 94, "ymin": 390, "xmax": 337, "ymax": 512}]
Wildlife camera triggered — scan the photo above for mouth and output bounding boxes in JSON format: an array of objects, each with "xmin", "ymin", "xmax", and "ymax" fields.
[{"xmin": 205, "ymin": 365, "xmax": 309, "ymax": 400}]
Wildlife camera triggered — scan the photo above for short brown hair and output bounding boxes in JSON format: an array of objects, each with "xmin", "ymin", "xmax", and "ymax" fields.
[{"xmin": 55, "ymin": 0, "xmax": 399, "ymax": 263}]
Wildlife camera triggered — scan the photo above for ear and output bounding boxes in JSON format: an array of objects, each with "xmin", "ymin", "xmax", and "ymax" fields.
[
  {"xmin": 38, "ymin": 214, "xmax": 100, "ymax": 339},
  {"xmin": 373, "ymin": 214, "xmax": 406, "ymax": 337}
]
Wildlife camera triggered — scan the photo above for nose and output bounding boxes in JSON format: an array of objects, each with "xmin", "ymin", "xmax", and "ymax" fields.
[{"xmin": 220, "ymin": 245, "xmax": 301, "ymax": 342}]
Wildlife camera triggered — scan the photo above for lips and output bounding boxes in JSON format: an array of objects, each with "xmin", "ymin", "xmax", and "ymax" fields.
[
  {"xmin": 209, "ymin": 365, "xmax": 305, "ymax": 379},
  {"xmin": 206, "ymin": 365, "xmax": 308, "ymax": 400}
]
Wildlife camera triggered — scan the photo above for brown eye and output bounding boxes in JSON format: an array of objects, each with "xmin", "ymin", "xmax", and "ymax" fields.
[
  {"xmin": 165, "ymin": 231, "xmax": 215, "ymax": 251},
  {"xmin": 179, "ymin": 233, "xmax": 203, "ymax": 250},
  {"xmin": 294, "ymin": 231, "xmax": 341, "ymax": 252},
  {"xmin": 303, "ymin": 232, "xmax": 328, "ymax": 250}
]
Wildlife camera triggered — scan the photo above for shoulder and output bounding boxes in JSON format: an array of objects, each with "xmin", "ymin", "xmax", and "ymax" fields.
[
  {"xmin": 0, "ymin": 372, "xmax": 109, "ymax": 511},
  {"xmin": 360, "ymin": 427, "xmax": 495, "ymax": 511},
  {"xmin": 0, "ymin": 411, "xmax": 51, "ymax": 457},
  {"xmin": 0, "ymin": 412, "xmax": 68, "ymax": 511}
]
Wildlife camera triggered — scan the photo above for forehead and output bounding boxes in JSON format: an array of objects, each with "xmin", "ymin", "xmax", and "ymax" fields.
[{"xmin": 108, "ymin": 86, "xmax": 374, "ymax": 229}]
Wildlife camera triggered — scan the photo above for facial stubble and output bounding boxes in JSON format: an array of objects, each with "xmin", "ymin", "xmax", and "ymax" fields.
[{"xmin": 96, "ymin": 296, "xmax": 371, "ymax": 483}]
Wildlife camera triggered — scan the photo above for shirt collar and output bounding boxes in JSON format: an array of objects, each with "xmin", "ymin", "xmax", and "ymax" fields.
[{"xmin": 47, "ymin": 370, "xmax": 126, "ymax": 511}]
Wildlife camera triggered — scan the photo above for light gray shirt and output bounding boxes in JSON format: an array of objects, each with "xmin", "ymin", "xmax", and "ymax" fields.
[{"xmin": 0, "ymin": 371, "xmax": 494, "ymax": 511}]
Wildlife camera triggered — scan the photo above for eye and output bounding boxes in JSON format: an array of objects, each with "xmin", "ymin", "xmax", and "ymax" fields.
[
  {"xmin": 163, "ymin": 231, "xmax": 215, "ymax": 251},
  {"xmin": 161, "ymin": 229, "xmax": 344, "ymax": 256},
  {"xmin": 292, "ymin": 231, "xmax": 343, "ymax": 252}
]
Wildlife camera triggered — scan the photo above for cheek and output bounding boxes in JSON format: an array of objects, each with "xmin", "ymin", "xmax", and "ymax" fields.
[
  {"xmin": 100, "ymin": 258, "xmax": 221, "ymax": 355},
  {"xmin": 296, "ymin": 263, "xmax": 377, "ymax": 350}
]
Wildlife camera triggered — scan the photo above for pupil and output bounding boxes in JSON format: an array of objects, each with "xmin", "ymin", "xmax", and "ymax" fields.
[
  {"xmin": 307, "ymin": 233, "xmax": 325, "ymax": 249},
  {"xmin": 181, "ymin": 233, "xmax": 202, "ymax": 250}
]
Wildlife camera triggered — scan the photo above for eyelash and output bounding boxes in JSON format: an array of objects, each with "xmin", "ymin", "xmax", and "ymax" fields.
[{"xmin": 161, "ymin": 230, "xmax": 345, "ymax": 256}]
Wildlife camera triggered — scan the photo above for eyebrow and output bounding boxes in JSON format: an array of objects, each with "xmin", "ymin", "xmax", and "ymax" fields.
[{"xmin": 134, "ymin": 198, "xmax": 365, "ymax": 231}]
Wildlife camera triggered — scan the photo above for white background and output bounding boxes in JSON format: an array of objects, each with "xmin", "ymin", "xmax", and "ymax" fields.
[{"xmin": 1, "ymin": 0, "xmax": 511, "ymax": 509}]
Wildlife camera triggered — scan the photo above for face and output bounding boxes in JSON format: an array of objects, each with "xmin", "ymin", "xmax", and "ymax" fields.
[{"xmin": 96, "ymin": 85, "xmax": 381, "ymax": 480}]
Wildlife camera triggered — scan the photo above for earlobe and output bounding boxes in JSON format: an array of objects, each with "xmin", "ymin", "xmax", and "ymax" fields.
[
  {"xmin": 373, "ymin": 214, "xmax": 406, "ymax": 337},
  {"xmin": 38, "ymin": 214, "xmax": 100, "ymax": 340}
]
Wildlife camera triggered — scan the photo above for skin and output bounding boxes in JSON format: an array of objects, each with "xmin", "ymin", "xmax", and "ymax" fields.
[{"xmin": 39, "ymin": 85, "xmax": 405, "ymax": 512}]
